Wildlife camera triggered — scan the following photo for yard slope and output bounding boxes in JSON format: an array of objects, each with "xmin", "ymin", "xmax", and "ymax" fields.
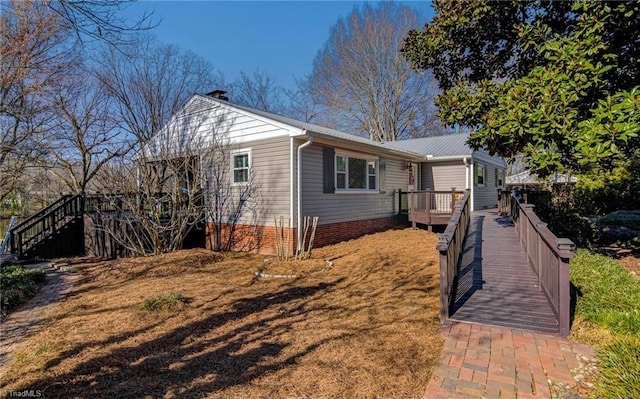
[{"xmin": 1, "ymin": 228, "xmax": 442, "ymax": 399}]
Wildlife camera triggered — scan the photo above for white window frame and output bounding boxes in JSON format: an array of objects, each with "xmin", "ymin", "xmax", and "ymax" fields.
[
  {"xmin": 335, "ymin": 150, "xmax": 379, "ymax": 192},
  {"xmin": 475, "ymin": 163, "xmax": 486, "ymax": 187},
  {"xmin": 231, "ymin": 148, "xmax": 251, "ymax": 186}
]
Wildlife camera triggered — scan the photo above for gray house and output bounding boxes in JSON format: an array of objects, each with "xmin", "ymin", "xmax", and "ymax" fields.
[
  {"xmin": 387, "ymin": 135, "xmax": 507, "ymax": 212},
  {"xmin": 146, "ymin": 92, "xmax": 506, "ymax": 253}
]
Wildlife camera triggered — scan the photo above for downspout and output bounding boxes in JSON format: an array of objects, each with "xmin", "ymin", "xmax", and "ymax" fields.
[
  {"xmin": 297, "ymin": 134, "xmax": 313, "ymax": 254},
  {"xmin": 468, "ymin": 158, "xmax": 475, "ymax": 211},
  {"xmin": 463, "ymin": 157, "xmax": 469, "ymax": 190},
  {"xmin": 289, "ymin": 138, "xmax": 295, "ymax": 224}
]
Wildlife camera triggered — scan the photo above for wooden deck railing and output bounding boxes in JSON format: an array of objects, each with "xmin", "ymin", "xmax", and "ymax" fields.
[
  {"xmin": 10, "ymin": 194, "xmax": 84, "ymax": 259},
  {"xmin": 408, "ymin": 189, "xmax": 465, "ymax": 226},
  {"xmin": 436, "ymin": 189, "xmax": 471, "ymax": 322},
  {"xmin": 499, "ymin": 190, "xmax": 574, "ymax": 337}
]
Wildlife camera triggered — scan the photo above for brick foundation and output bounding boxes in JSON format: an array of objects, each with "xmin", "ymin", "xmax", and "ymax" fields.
[
  {"xmin": 206, "ymin": 223, "xmax": 293, "ymax": 255},
  {"xmin": 206, "ymin": 216, "xmax": 398, "ymax": 254},
  {"xmin": 311, "ymin": 216, "xmax": 397, "ymax": 247}
]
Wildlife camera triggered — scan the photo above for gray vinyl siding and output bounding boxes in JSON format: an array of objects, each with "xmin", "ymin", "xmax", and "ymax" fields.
[
  {"xmin": 421, "ymin": 161, "xmax": 466, "ymax": 192},
  {"xmin": 238, "ymin": 136, "xmax": 291, "ymax": 225},
  {"xmin": 203, "ymin": 136, "xmax": 291, "ymax": 226},
  {"xmin": 300, "ymin": 143, "xmax": 405, "ymax": 225},
  {"xmin": 473, "ymin": 158, "xmax": 500, "ymax": 210},
  {"xmin": 385, "ymin": 157, "xmax": 409, "ymax": 193}
]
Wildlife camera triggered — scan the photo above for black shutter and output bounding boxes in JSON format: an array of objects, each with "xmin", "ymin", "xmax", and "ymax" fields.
[{"xmin": 322, "ymin": 147, "xmax": 335, "ymax": 194}]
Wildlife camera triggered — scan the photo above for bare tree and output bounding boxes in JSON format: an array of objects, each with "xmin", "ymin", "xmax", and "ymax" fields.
[
  {"xmin": 308, "ymin": 2, "xmax": 446, "ymax": 141},
  {"xmin": 89, "ymin": 154, "xmax": 203, "ymax": 256},
  {"xmin": 48, "ymin": 0, "xmax": 155, "ymax": 44},
  {"xmin": 0, "ymin": 0, "xmax": 78, "ymax": 201},
  {"xmin": 283, "ymin": 78, "xmax": 320, "ymax": 123},
  {"xmin": 96, "ymin": 36, "xmax": 224, "ymax": 143},
  {"xmin": 90, "ymin": 107, "xmax": 259, "ymax": 256},
  {"xmin": 44, "ymin": 72, "xmax": 134, "ymax": 193},
  {"xmin": 1, "ymin": 0, "xmax": 152, "ymax": 203},
  {"xmin": 231, "ymin": 70, "xmax": 286, "ymax": 113}
]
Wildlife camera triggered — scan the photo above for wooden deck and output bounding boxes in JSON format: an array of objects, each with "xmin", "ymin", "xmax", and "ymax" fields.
[{"xmin": 448, "ymin": 209, "xmax": 559, "ymax": 333}]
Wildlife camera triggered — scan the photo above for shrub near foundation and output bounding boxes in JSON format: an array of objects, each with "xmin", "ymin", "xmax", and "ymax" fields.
[{"xmin": 570, "ymin": 250, "xmax": 640, "ymax": 399}]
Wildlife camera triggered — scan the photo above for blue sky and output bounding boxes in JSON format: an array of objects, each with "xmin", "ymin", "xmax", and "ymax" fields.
[{"xmin": 118, "ymin": 1, "xmax": 435, "ymax": 91}]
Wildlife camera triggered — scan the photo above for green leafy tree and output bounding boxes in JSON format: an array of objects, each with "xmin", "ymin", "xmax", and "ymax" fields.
[{"xmin": 402, "ymin": 0, "xmax": 639, "ymax": 177}]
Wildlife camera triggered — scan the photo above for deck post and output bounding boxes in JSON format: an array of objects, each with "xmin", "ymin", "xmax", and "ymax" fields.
[
  {"xmin": 557, "ymin": 238, "xmax": 574, "ymax": 337},
  {"xmin": 450, "ymin": 187, "xmax": 456, "ymax": 213},
  {"xmin": 535, "ymin": 221, "xmax": 548, "ymax": 289},
  {"xmin": 438, "ymin": 235, "xmax": 450, "ymax": 322},
  {"xmin": 426, "ymin": 190, "xmax": 432, "ymax": 224}
]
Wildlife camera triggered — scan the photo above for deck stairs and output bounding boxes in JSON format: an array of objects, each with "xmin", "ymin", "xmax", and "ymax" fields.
[{"xmin": 9, "ymin": 195, "xmax": 85, "ymax": 260}]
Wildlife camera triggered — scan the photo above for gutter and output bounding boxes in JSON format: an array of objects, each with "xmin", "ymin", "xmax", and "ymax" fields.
[
  {"xmin": 297, "ymin": 134, "xmax": 313, "ymax": 254},
  {"xmin": 290, "ymin": 131, "xmax": 425, "ymax": 162},
  {"xmin": 426, "ymin": 154, "xmax": 472, "ymax": 162}
]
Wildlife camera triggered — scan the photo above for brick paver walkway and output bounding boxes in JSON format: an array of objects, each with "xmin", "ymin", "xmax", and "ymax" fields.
[
  {"xmin": 0, "ymin": 263, "xmax": 79, "ymax": 376},
  {"xmin": 424, "ymin": 322, "xmax": 597, "ymax": 399}
]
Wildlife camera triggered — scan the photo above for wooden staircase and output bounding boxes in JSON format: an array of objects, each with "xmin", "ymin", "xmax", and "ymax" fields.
[{"xmin": 10, "ymin": 195, "xmax": 85, "ymax": 260}]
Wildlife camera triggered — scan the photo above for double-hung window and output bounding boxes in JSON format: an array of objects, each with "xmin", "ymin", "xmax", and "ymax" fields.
[
  {"xmin": 231, "ymin": 149, "xmax": 251, "ymax": 185},
  {"xmin": 475, "ymin": 163, "xmax": 486, "ymax": 187},
  {"xmin": 335, "ymin": 152, "xmax": 378, "ymax": 191},
  {"xmin": 495, "ymin": 168, "xmax": 504, "ymax": 187}
]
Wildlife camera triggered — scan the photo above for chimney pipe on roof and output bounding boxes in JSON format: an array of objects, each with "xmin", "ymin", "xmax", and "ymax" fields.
[{"xmin": 206, "ymin": 90, "xmax": 229, "ymax": 101}]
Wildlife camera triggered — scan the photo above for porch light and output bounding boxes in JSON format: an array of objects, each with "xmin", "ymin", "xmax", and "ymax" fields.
[{"xmin": 405, "ymin": 162, "xmax": 413, "ymax": 172}]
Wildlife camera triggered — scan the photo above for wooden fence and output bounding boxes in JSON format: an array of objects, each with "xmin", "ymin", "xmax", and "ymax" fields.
[
  {"xmin": 435, "ymin": 189, "xmax": 471, "ymax": 322},
  {"xmin": 499, "ymin": 190, "xmax": 574, "ymax": 337}
]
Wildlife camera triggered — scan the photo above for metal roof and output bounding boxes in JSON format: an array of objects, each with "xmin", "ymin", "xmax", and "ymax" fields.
[
  {"xmin": 194, "ymin": 94, "xmax": 504, "ymax": 165},
  {"xmin": 385, "ymin": 133, "xmax": 473, "ymax": 158}
]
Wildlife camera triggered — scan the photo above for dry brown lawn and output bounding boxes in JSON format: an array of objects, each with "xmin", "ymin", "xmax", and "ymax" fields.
[{"xmin": 1, "ymin": 228, "xmax": 443, "ymax": 398}]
